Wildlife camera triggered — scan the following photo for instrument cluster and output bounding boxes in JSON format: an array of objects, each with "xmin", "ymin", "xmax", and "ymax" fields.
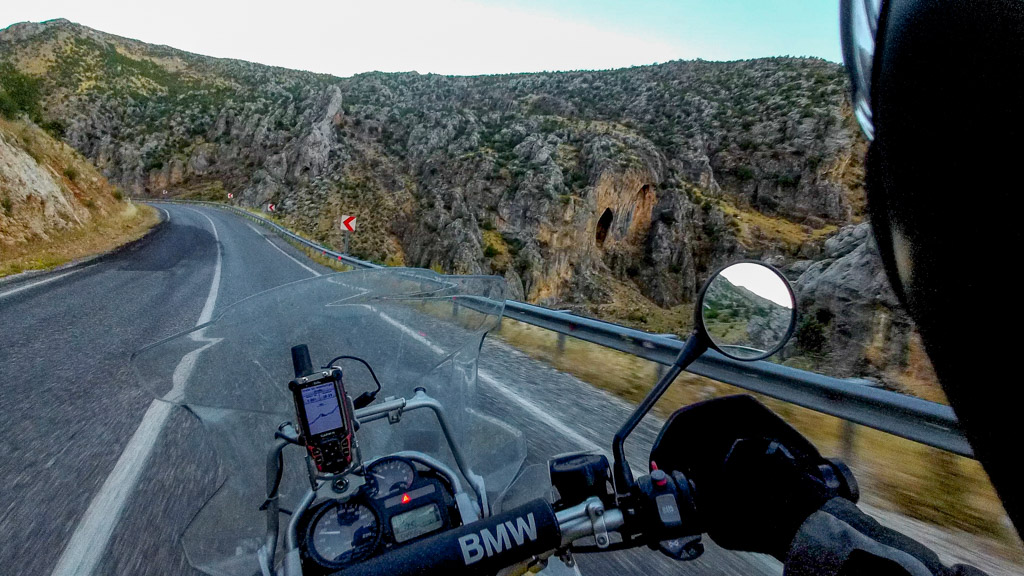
[{"xmin": 299, "ymin": 456, "xmax": 457, "ymax": 572}]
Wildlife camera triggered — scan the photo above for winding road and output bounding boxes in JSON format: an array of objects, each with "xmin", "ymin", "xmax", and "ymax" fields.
[{"xmin": 0, "ymin": 203, "xmax": 781, "ymax": 576}]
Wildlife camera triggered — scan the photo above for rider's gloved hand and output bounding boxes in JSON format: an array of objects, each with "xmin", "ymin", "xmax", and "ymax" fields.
[{"xmin": 649, "ymin": 394, "xmax": 857, "ymax": 560}]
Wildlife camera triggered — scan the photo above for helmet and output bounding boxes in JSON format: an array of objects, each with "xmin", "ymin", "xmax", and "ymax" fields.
[{"xmin": 840, "ymin": 0, "xmax": 1024, "ymax": 534}]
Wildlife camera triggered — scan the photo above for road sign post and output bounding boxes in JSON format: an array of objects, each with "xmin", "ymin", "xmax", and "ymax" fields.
[{"xmin": 340, "ymin": 215, "xmax": 356, "ymax": 254}]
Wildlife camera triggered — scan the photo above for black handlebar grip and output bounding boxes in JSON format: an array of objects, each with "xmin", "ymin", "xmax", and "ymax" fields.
[
  {"xmin": 291, "ymin": 344, "xmax": 313, "ymax": 378},
  {"xmin": 334, "ymin": 498, "xmax": 560, "ymax": 576}
]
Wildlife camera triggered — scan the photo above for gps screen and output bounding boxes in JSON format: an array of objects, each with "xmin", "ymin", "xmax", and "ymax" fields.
[{"xmin": 301, "ymin": 382, "xmax": 344, "ymax": 435}]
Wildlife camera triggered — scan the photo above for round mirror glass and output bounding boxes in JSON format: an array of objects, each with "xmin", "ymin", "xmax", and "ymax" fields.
[{"xmin": 699, "ymin": 262, "xmax": 796, "ymax": 361}]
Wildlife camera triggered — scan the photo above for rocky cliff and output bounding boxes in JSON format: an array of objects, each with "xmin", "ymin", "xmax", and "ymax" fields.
[
  {"xmin": 0, "ymin": 19, "xmax": 865, "ymax": 304},
  {"xmin": 1, "ymin": 18, "xmax": 931, "ymax": 387}
]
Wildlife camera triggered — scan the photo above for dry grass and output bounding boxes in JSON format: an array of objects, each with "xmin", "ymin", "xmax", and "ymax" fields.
[
  {"xmin": 178, "ymin": 181, "xmax": 230, "ymax": 202},
  {"xmin": 491, "ymin": 317, "xmax": 1023, "ymax": 558},
  {"xmin": 580, "ymin": 276, "xmax": 695, "ymax": 335},
  {"xmin": 294, "ymin": 242, "xmax": 352, "ymax": 272},
  {"xmin": 722, "ymin": 200, "xmax": 838, "ymax": 251},
  {"xmin": 482, "ymin": 229, "xmax": 511, "ymax": 272},
  {"xmin": 691, "ymin": 186, "xmax": 837, "ymax": 252},
  {"xmin": 0, "ymin": 202, "xmax": 159, "ymax": 277},
  {"xmin": 1, "ymin": 116, "xmax": 160, "ymax": 277}
]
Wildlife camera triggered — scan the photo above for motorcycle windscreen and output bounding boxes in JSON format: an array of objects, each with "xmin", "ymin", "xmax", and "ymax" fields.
[{"xmin": 129, "ymin": 268, "xmax": 526, "ymax": 576}]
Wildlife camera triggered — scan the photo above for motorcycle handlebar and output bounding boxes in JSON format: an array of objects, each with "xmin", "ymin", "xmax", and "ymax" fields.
[{"xmin": 333, "ymin": 498, "xmax": 562, "ymax": 576}]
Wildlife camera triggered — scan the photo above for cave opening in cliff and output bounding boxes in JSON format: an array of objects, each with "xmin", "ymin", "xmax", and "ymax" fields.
[{"xmin": 596, "ymin": 208, "xmax": 613, "ymax": 247}]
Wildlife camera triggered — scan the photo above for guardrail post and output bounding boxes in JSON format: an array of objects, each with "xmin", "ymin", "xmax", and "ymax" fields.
[
  {"xmin": 654, "ymin": 334, "xmax": 676, "ymax": 384},
  {"xmin": 452, "ymin": 298, "xmax": 459, "ymax": 317},
  {"xmin": 840, "ymin": 420, "xmax": 858, "ymax": 464},
  {"xmin": 556, "ymin": 333, "xmax": 567, "ymax": 357},
  {"xmin": 838, "ymin": 378, "xmax": 882, "ymax": 465}
]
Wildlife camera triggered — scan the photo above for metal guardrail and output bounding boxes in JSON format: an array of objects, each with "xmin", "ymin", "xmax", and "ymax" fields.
[{"xmin": 155, "ymin": 200, "xmax": 972, "ymax": 458}]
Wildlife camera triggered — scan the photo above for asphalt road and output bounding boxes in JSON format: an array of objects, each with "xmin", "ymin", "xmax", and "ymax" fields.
[{"xmin": 0, "ymin": 204, "xmax": 780, "ymax": 576}]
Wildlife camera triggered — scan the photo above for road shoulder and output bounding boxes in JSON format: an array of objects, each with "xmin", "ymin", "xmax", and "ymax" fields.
[{"xmin": 0, "ymin": 203, "xmax": 167, "ymax": 292}]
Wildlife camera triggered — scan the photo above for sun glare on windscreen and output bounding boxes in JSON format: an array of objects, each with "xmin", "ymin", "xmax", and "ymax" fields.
[{"xmin": 719, "ymin": 264, "xmax": 793, "ymax": 308}]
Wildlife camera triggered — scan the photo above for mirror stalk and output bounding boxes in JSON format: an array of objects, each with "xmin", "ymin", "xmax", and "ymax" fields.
[{"xmin": 612, "ymin": 331, "xmax": 708, "ymax": 495}]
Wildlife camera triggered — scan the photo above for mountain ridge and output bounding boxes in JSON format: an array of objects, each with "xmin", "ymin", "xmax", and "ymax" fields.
[{"xmin": 3, "ymin": 18, "xmax": 901, "ymax": 382}]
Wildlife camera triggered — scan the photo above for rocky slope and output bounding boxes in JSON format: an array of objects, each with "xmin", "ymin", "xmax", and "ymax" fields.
[
  {"xmin": 0, "ymin": 18, "xmax": 928, "ymax": 386},
  {"xmin": 1, "ymin": 63, "xmax": 155, "ymax": 276},
  {"xmin": 0, "ymin": 19, "xmax": 864, "ymax": 298}
]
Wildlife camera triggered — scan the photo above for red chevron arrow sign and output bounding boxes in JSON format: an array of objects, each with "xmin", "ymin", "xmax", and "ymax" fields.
[
  {"xmin": 341, "ymin": 215, "xmax": 356, "ymax": 232},
  {"xmin": 267, "ymin": 203, "xmax": 276, "ymax": 212}
]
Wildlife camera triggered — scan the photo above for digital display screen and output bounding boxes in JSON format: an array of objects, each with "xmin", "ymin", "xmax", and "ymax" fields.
[
  {"xmin": 390, "ymin": 504, "xmax": 443, "ymax": 543},
  {"xmin": 301, "ymin": 382, "xmax": 344, "ymax": 435}
]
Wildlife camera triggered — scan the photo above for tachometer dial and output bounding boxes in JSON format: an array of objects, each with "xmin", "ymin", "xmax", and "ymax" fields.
[
  {"xmin": 365, "ymin": 457, "xmax": 416, "ymax": 496},
  {"xmin": 308, "ymin": 501, "xmax": 380, "ymax": 567}
]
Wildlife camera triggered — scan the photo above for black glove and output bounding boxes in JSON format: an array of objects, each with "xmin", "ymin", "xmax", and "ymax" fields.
[
  {"xmin": 786, "ymin": 497, "xmax": 989, "ymax": 576},
  {"xmin": 650, "ymin": 394, "xmax": 857, "ymax": 560}
]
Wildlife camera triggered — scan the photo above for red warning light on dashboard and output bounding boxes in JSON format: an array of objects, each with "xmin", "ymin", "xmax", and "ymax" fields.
[{"xmin": 401, "ymin": 493, "xmax": 411, "ymax": 504}]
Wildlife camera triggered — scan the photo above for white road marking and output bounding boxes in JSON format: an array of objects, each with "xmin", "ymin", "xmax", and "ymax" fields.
[
  {"xmin": 246, "ymin": 222, "xmax": 320, "ymax": 277},
  {"xmin": 0, "ymin": 266, "xmax": 94, "ymax": 300},
  {"xmin": 378, "ymin": 312, "xmax": 445, "ymax": 355},
  {"xmin": 193, "ymin": 210, "xmax": 221, "ymax": 325},
  {"xmin": 159, "ymin": 207, "xmax": 171, "ymax": 222},
  {"xmin": 477, "ymin": 371, "xmax": 602, "ymax": 453},
  {"xmin": 375, "ymin": 311, "xmax": 602, "ymax": 452},
  {"xmin": 50, "ymin": 208, "xmax": 223, "ymax": 576}
]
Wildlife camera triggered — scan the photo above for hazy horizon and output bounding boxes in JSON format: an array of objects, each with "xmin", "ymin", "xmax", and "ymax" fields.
[{"xmin": 1, "ymin": 1, "xmax": 843, "ymax": 78}]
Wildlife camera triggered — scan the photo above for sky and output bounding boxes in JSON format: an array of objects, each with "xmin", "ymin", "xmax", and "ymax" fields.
[
  {"xmin": 720, "ymin": 263, "xmax": 793, "ymax": 308},
  {"xmin": 0, "ymin": 0, "xmax": 843, "ymax": 78}
]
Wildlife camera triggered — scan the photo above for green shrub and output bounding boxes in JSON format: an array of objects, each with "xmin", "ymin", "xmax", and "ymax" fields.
[
  {"xmin": 483, "ymin": 244, "xmax": 499, "ymax": 258},
  {"xmin": 736, "ymin": 166, "xmax": 756, "ymax": 181},
  {"xmin": 626, "ymin": 310, "xmax": 648, "ymax": 323},
  {"xmin": 112, "ymin": 187, "xmax": 124, "ymax": 201},
  {"xmin": 501, "ymin": 233, "xmax": 524, "ymax": 256},
  {"xmin": 0, "ymin": 64, "xmax": 42, "ymax": 121},
  {"xmin": 1, "ymin": 195, "xmax": 13, "ymax": 215},
  {"xmin": 41, "ymin": 119, "xmax": 67, "ymax": 138},
  {"xmin": 776, "ymin": 173, "xmax": 799, "ymax": 186},
  {"xmin": 64, "ymin": 166, "xmax": 79, "ymax": 181},
  {"xmin": 0, "ymin": 91, "xmax": 18, "ymax": 118},
  {"xmin": 796, "ymin": 314, "xmax": 828, "ymax": 353}
]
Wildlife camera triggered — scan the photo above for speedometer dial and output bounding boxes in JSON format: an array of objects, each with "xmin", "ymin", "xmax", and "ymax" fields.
[
  {"xmin": 366, "ymin": 457, "xmax": 416, "ymax": 496},
  {"xmin": 308, "ymin": 501, "xmax": 380, "ymax": 567}
]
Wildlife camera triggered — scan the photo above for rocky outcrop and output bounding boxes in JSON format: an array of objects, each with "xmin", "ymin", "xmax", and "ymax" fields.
[
  {"xmin": 0, "ymin": 115, "xmax": 128, "ymax": 257},
  {"xmin": 791, "ymin": 223, "xmax": 912, "ymax": 379}
]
